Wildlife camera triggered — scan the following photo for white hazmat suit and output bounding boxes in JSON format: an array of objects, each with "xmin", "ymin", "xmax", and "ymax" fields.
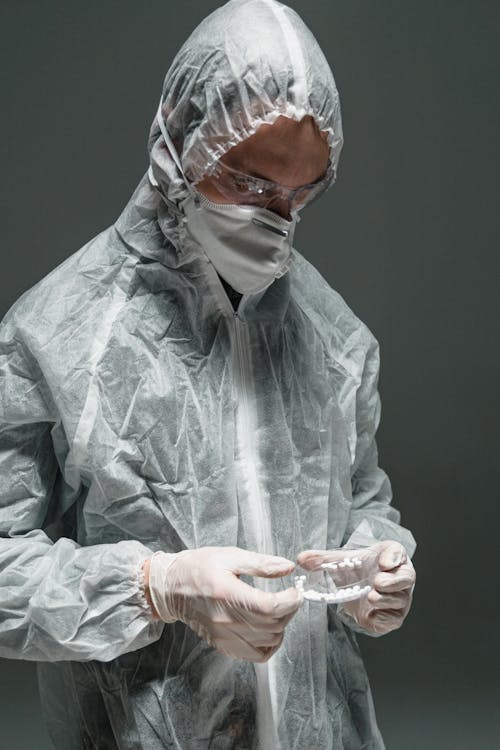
[{"xmin": 0, "ymin": 0, "xmax": 416, "ymax": 747}]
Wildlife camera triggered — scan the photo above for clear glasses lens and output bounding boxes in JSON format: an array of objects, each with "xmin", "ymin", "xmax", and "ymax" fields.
[{"xmin": 208, "ymin": 160, "xmax": 334, "ymax": 211}]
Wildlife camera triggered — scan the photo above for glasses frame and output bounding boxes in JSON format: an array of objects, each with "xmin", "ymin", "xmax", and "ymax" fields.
[{"xmin": 206, "ymin": 158, "xmax": 336, "ymax": 212}]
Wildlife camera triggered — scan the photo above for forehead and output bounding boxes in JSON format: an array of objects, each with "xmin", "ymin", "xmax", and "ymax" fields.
[{"xmin": 221, "ymin": 115, "xmax": 330, "ymax": 183}]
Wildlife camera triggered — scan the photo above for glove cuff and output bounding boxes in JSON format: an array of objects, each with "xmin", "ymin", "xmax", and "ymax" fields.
[{"xmin": 148, "ymin": 550, "xmax": 179, "ymax": 623}]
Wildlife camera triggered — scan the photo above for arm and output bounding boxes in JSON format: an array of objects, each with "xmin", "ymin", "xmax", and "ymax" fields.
[
  {"xmin": 342, "ymin": 335, "xmax": 416, "ymax": 556},
  {"xmin": 337, "ymin": 334, "xmax": 416, "ymax": 635},
  {"xmin": 0, "ymin": 320, "xmax": 164, "ymax": 662}
]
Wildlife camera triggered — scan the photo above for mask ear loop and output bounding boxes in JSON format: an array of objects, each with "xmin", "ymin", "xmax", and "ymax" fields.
[{"xmin": 148, "ymin": 96, "xmax": 201, "ymax": 211}]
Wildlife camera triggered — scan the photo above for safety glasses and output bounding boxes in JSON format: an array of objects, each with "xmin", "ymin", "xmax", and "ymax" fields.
[{"xmin": 206, "ymin": 158, "xmax": 335, "ymax": 213}]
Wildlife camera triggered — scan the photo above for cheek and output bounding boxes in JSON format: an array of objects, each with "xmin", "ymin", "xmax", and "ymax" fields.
[{"xmin": 195, "ymin": 176, "xmax": 229, "ymax": 204}]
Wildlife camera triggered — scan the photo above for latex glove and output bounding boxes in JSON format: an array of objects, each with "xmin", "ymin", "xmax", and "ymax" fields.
[
  {"xmin": 147, "ymin": 546, "xmax": 302, "ymax": 662},
  {"xmin": 297, "ymin": 541, "xmax": 415, "ymax": 635}
]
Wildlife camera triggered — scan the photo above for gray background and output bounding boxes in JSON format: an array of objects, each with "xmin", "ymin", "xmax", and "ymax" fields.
[{"xmin": 1, "ymin": 1, "xmax": 498, "ymax": 748}]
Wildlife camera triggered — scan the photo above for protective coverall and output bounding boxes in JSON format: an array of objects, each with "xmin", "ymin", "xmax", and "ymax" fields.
[{"xmin": 0, "ymin": 0, "xmax": 416, "ymax": 747}]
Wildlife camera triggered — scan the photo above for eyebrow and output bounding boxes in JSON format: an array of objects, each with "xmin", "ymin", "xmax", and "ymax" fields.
[
  {"xmin": 246, "ymin": 168, "xmax": 272, "ymax": 180},
  {"xmin": 228, "ymin": 163, "xmax": 273, "ymax": 181},
  {"xmin": 240, "ymin": 166, "xmax": 328, "ymax": 186}
]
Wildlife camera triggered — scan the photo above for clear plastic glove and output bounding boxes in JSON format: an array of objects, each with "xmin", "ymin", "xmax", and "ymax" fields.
[
  {"xmin": 297, "ymin": 541, "xmax": 416, "ymax": 635},
  {"xmin": 147, "ymin": 546, "xmax": 303, "ymax": 662}
]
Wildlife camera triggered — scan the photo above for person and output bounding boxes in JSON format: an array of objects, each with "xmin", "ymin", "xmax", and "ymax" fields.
[{"xmin": 0, "ymin": 0, "xmax": 416, "ymax": 747}]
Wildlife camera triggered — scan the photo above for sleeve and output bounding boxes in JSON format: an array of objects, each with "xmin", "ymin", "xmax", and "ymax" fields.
[
  {"xmin": 341, "ymin": 335, "xmax": 416, "ymax": 556},
  {"xmin": 0, "ymin": 319, "xmax": 165, "ymax": 662},
  {"xmin": 337, "ymin": 334, "xmax": 416, "ymax": 636}
]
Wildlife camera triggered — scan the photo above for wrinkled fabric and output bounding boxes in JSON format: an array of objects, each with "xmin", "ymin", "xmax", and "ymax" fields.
[
  {"xmin": 0, "ymin": 0, "xmax": 416, "ymax": 748},
  {"xmin": 149, "ymin": 0, "xmax": 343, "ymax": 206}
]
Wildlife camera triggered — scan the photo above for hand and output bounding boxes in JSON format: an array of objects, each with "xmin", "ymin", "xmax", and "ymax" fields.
[
  {"xmin": 297, "ymin": 541, "xmax": 415, "ymax": 635},
  {"xmin": 145, "ymin": 546, "xmax": 302, "ymax": 662}
]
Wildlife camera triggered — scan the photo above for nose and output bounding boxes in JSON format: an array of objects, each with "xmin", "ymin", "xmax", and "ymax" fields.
[{"xmin": 265, "ymin": 196, "xmax": 292, "ymax": 221}]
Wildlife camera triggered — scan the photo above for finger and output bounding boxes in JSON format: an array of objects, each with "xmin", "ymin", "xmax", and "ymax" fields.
[
  {"xmin": 226, "ymin": 639, "xmax": 280, "ymax": 664},
  {"xmin": 378, "ymin": 542, "xmax": 407, "ymax": 571},
  {"xmin": 373, "ymin": 572, "xmax": 415, "ymax": 593},
  {"xmin": 215, "ymin": 619, "xmax": 282, "ymax": 641},
  {"xmin": 215, "ymin": 636, "xmax": 267, "ymax": 662},
  {"xmin": 365, "ymin": 609, "xmax": 404, "ymax": 634},
  {"xmin": 227, "ymin": 606, "xmax": 295, "ymax": 632},
  {"xmin": 227, "ymin": 578, "xmax": 303, "ymax": 621},
  {"xmin": 191, "ymin": 619, "xmax": 259, "ymax": 660},
  {"xmin": 373, "ymin": 565, "xmax": 416, "ymax": 593},
  {"xmin": 256, "ymin": 633, "xmax": 288, "ymax": 661},
  {"xmin": 297, "ymin": 549, "xmax": 347, "ymax": 570},
  {"xmin": 228, "ymin": 605, "xmax": 296, "ymax": 632},
  {"xmin": 251, "ymin": 631, "xmax": 284, "ymax": 649},
  {"xmin": 254, "ymin": 645, "xmax": 280, "ymax": 662},
  {"xmin": 257, "ymin": 586, "xmax": 303, "ymax": 620},
  {"xmin": 208, "ymin": 621, "xmax": 283, "ymax": 649},
  {"xmin": 359, "ymin": 610, "xmax": 402, "ymax": 635},
  {"xmin": 207, "ymin": 621, "xmax": 277, "ymax": 663},
  {"xmin": 273, "ymin": 607, "xmax": 301, "ymax": 629},
  {"xmin": 367, "ymin": 589, "xmax": 410, "ymax": 611},
  {"xmin": 229, "ymin": 550, "xmax": 296, "ymax": 578},
  {"xmin": 296, "ymin": 549, "xmax": 326, "ymax": 570}
]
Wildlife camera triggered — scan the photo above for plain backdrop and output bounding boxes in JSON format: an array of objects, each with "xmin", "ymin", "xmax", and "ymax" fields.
[{"xmin": 1, "ymin": 1, "xmax": 498, "ymax": 748}]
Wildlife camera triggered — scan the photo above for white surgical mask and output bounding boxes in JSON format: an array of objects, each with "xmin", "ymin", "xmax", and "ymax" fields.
[
  {"xmin": 182, "ymin": 191, "xmax": 296, "ymax": 294},
  {"xmin": 151, "ymin": 96, "xmax": 298, "ymax": 295}
]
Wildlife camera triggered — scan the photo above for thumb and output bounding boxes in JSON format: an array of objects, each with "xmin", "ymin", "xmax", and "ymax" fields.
[
  {"xmin": 244, "ymin": 582, "xmax": 303, "ymax": 619},
  {"xmin": 230, "ymin": 550, "xmax": 296, "ymax": 578},
  {"xmin": 378, "ymin": 541, "xmax": 407, "ymax": 571},
  {"xmin": 297, "ymin": 548, "xmax": 348, "ymax": 570}
]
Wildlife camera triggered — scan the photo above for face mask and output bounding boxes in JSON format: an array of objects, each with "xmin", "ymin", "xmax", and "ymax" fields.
[
  {"xmin": 151, "ymin": 96, "xmax": 298, "ymax": 295},
  {"xmin": 182, "ymin": 191, "xmax": 297, "ymax": 295}
]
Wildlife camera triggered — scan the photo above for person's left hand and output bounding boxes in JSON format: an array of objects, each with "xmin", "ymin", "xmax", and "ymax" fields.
[{"xmin": 297, "ymin": 541, "xmax": 416, "ymax": 635}]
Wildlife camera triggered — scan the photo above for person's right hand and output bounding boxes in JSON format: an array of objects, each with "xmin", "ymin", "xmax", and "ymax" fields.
[{"xmin": 146, "ymin": 546, "xmax": 302, "ymax": 662}]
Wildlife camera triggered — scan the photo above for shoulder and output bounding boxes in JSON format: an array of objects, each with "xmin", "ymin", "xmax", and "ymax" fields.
[
  {"xmin": 0, "ymin": 226, "xmax": 130, "ymax": 352},
  {"xmin": 289, "ymin": 249, "xmax": 380, "ymax": 380}
]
